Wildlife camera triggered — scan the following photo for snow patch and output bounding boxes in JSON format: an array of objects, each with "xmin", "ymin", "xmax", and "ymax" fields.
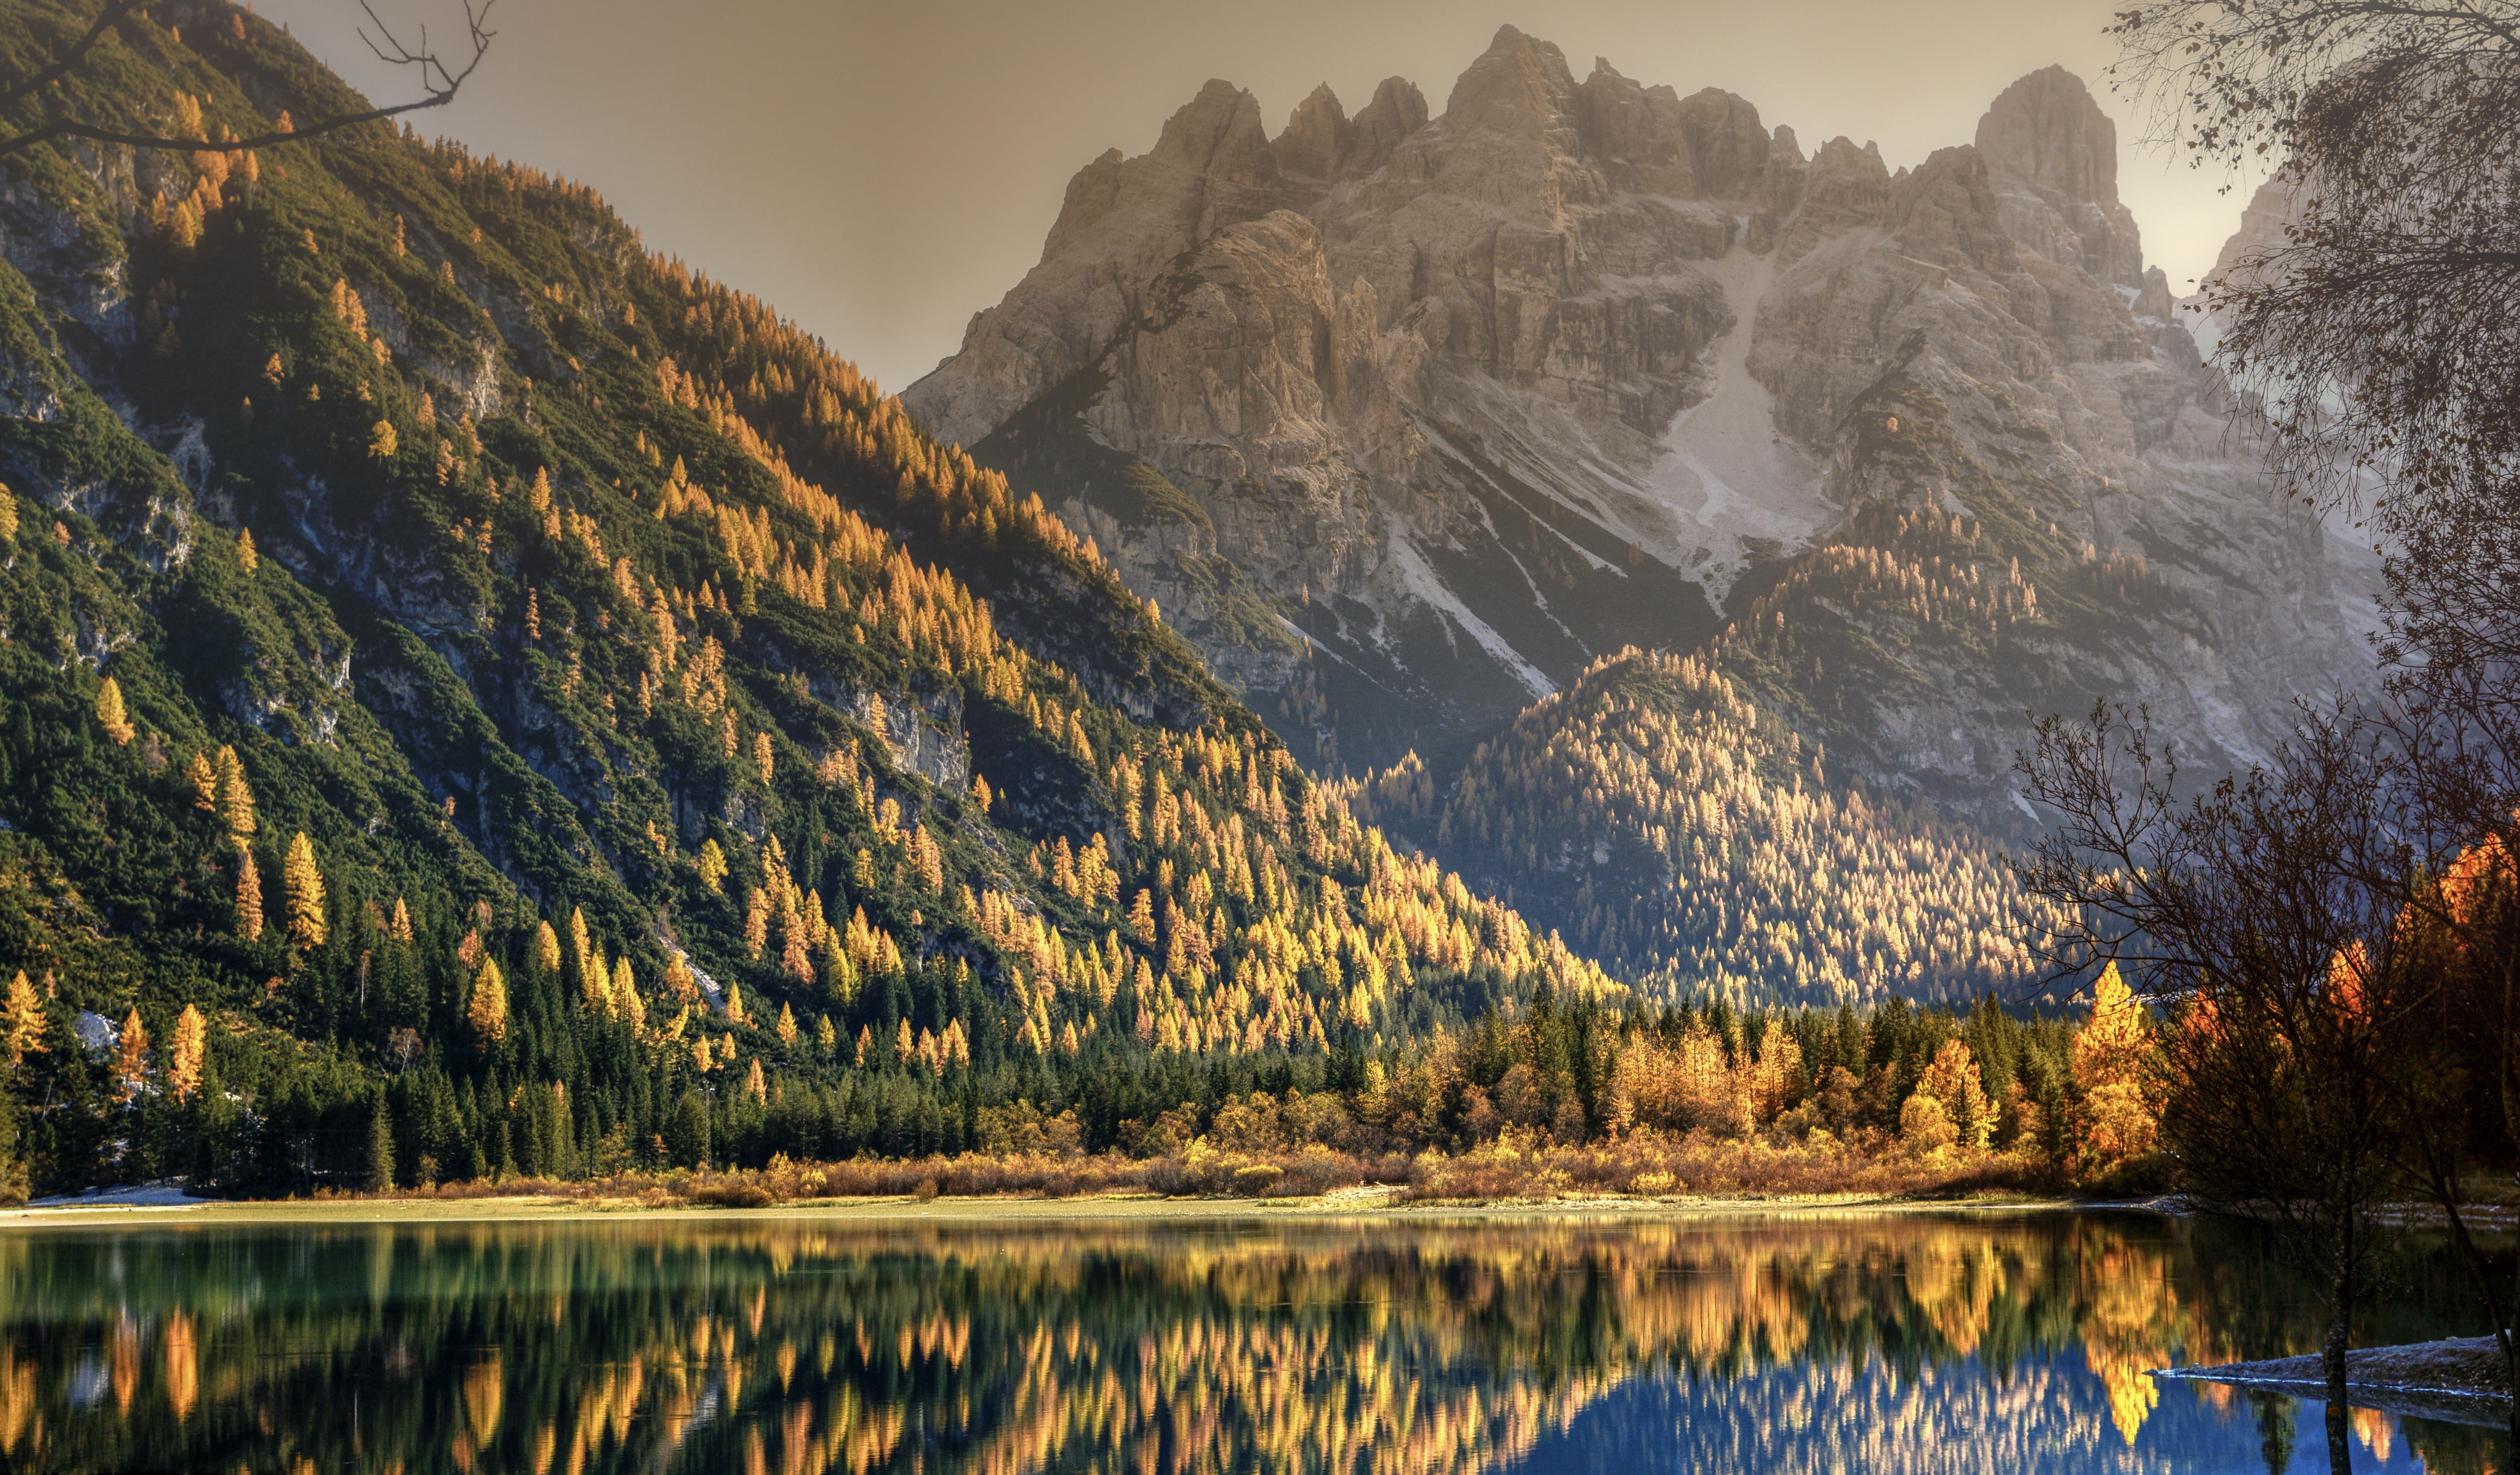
[
  {"xmin": 1384, "ymin": 536, "xmax": 1556, "ymax": 701},
  {"xmin": 1633, "ymin": 238, "xmax": 1834, "ymax": 602}
]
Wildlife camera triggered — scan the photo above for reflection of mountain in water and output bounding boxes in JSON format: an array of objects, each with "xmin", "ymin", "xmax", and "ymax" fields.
[
  {"xmin": 1511, "ymin": 1353, "xmax": 2434, "ymax": 1475},
  {"xmin": 0, "ymin": 1214, "xmax": 2500, "ymax": 1475}
]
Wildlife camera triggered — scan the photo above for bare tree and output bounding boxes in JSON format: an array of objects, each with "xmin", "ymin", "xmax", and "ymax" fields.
[
  {"xmin": 2111, "ymin": 3, "xmax": 2520, "ymax": 1447},
  {"xmin": 0, "ymin": 0, "xmax": 495, "ymax": 161},
  {"xmin": 2016, "ymin": 702, "xmax": 2427, "ymax": 1473}
]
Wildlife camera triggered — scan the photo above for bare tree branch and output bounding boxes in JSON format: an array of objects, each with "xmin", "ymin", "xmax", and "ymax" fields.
[{"xmin": 0, "ymin": 0, "xmax": 496, "ymax": 162}]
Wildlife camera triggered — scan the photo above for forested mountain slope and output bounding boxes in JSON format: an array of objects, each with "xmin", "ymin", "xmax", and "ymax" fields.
[
  {"xmin": 1348, "ymin": 646, "xmax": 2057, "ymax": 1005},
  {"xmin": 0, "ymin": 0, "xmax": 1611, "ymax": 1195}
]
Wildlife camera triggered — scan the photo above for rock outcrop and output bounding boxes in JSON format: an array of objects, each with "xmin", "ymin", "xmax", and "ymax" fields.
[{"xmin": 909, "ymin": 29, "xmax": 2374, "ymax": 820}]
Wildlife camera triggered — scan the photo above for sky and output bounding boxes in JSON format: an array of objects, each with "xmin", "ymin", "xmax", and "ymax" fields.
[{"xmin": 258, "ymin": 0, "xmax": 2261, "ymax": 397}]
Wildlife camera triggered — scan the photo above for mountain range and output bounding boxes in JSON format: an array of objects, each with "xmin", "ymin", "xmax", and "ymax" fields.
[{"xmin": 904, "ymin": 26, "xmax": 2377, "ymax": 998}]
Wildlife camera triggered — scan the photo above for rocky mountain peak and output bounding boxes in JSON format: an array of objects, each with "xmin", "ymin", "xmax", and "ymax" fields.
[
  {"xmin": 1976, "ymin": 66, "xmax": 2117, "ymax": 205},
  {"xmin": 1345, "ymin": 76, "xmax": 1430, "ymax": 176},
  {"xmin": 1973, "ymin": 65, "xmax": 2144, "ymax": 284},
  {"xmin": 1147, "ymin": 78, "xmax": 1280, "ymax": 184},
  {"xmin": 1439, "ymin": 23, "xmax": 1584, "ymax": 156},
  {"xmin": 1274, "ymin": 83, "xmax": 1349, "ymax": 180}
]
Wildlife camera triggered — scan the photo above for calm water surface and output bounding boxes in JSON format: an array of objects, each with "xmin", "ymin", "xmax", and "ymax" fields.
[{"xmin": 0, "ymin": 1210, "xmax": 2505, "ymax": 1474}]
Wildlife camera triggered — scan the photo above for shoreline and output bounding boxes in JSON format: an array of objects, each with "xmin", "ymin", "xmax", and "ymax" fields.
[
  {"xmin": 0, "ymin": 1187, "xmax": 2114, "ymax": 1228},
  {"xmin": 2160, "ymin": 1339, "xmax": 2516, "ymax": 1430}
]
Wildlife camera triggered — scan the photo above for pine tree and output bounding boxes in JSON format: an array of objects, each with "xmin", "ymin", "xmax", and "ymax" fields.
[
  {"xmin": 369, "ymin": 420, "xmax": 398, "ymax": 459},
  {"xmin": 776, "ymin": 1001, "xmax": 798, "ymax": 1043},
  {"xmin": 113, "ymin": 1008, "xmax": 149, "ymax": 1103},
  {"xmin": 215, "ymin": 746, "xmax": 255, "ymax": 840},
  {"xmin": 3, "ymin": 971, "xmax": 47, "ymax": 1069},
  {"xmin": 282, "ymin": 832, "xmax": 327, "ymax": 947},
  {"xmin": 696, "ymin": 839, "xmax": 727, "ymax": 893},
  {"xmin": 467, "ymin": 957, "xmax": 509, "ymax": 1044},
  {"xmin": 95, "ymin": 676, "xmax": 134, "ymax": 746},
  {"xmin": 753, "ymin": 731, "xmax": 774, "ymax": 785},
  {"xmin": 365, "ymin": 1100, "xmax": 395, "ymax": 1191},
  {"xmin": 0, "ymin": 485, "xmax": 15, "ymax": 541},
  {"xmin": 167, "ymin": 1004, "xmax": 206, "ymax": 1102},
  {"xmin": 724, "ymin": 979, "xmax": 747, "ymax": 1025},
  {"xmin": 388, "ymin": 897, "xmax": 414, "ymax": 943},
  {"xmin": 237, "ymin": 528, "xmax": 258, "ymax": 572},
  {"xmin": 233, "ymin": 850, "xmax": 264, "ymax": 941},
  {"xmin": 534, "ymin": 920, "xmax": 563, "ymax": 974},
  {"xmin": 743, "ymin": 1057, "xmax": 767, "ymax": 1103}
]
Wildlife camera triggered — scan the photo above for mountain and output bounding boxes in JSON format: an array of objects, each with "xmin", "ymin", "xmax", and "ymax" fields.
[
  {"xmin": 907, "ymin": 29, "xmax": 2377, "ymax": 814},
  {"xmin": 0, "ymin": 2, "xmax": 1616, "ymax": 1195}
]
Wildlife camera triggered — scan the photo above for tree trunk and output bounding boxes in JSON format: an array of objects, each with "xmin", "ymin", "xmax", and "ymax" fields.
[
  {"xmin": 2328, "ymin": 1219, "xmax": 2355, "ymax": 1475},
  {"xmin": 2323, "ymin": 1309, "xmax": 2352, "ymax": 1473}
]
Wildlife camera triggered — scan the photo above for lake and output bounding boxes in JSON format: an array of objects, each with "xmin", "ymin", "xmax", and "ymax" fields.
[{"xmin": 0, "ymin": 1208, "xmax": 2503, "ymax": 1473}]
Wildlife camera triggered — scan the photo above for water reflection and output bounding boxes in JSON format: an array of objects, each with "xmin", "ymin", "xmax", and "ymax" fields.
[{"xmin": 0, "ymin": 1211, "xmax": 2501, "ymax": 1474}]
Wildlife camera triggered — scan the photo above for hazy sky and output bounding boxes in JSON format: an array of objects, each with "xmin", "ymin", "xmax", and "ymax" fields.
[{"xmin": 259, "ymin": 0, "xmax": 2257, "ymax": 396}]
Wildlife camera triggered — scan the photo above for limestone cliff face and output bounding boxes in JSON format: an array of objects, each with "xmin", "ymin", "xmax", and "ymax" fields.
[{"xmin": 909, "ymin": 28, "xmax": 2373, "ymax": 811}]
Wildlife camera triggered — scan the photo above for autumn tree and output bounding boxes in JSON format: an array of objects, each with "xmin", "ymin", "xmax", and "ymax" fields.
[
  {"xmin": 2068, "ymin": 965, "xmax": 2155, "ymax": 1175},
  {"xmin": 467, "ymin": 956, "xmax": 509, "ymax": 1045},
  {"xmin": 214, "ymin": 746, "xmax": 255, "ymax": 841},
  {"xmin": 183, "ymin": 750, "xmax": 217, "ymax": 810},
  {"xmin": 95, "ymin": 675, "xmax": 133, "ymax": 746},
  {"xmin": 108, "ymin": 1007, "xmax": 149, "ymax": 1104},
  {"xmin": 233, "ymin": 850, "xmax": 263, "ymax": 942},
  {"xmin": 281, "ymin": 832, "xmax": 327, "ymax": 948},
  {"xmin": 2, "ymin": 971, "xmax": 46, "ymax": 1070},
  {"xmin": 166, "ymin": 1004, "xmax": 205, "ymax": 1103},
  {"xmin": 1917, "ymin": 1035, "xmax": 1995, "ymax": 1154}
]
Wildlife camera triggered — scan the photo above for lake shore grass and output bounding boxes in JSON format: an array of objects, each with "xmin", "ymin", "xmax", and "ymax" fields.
[
  {"xmin": 0, "ymin": 1181, "xmax": 2092, "ymax": 1227},
  {"xmin": 0, "ymin": 1136, "xmax": 2100, "ymax": 1225}
]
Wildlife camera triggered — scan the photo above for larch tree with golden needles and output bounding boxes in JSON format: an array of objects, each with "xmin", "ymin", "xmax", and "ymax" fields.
[
  {"xmin": 467, "ymin": 956, "xmax": 509, "ymax": 1045},
  {"xmin": 281, "ymin": 832, "xmax": 327, "ymax": 948},
  {"xmin": 95, "ymin": 676, "xmax": 133, "ymax": 746},
  {"xmin": 233, "ymin": 850, "xmax": 264, "ymax": 942},
  {"xmin": 184, "ymin": 751, "xmax": 218, "ymax": 810},
  {"xmin": 214, "ymin": 746, "xmax": 255, "ymax": 840},
  {"xmin": 167, "ymin": 1005, "xmax": 206, "ymax": 1103},
  {"xmin": 2, "ymin": 971, "xmax": 46, "ymax": 1070},
  {"xmin": 112, "ymin": 1009, "xmax": 149, "ymax": 1103}
]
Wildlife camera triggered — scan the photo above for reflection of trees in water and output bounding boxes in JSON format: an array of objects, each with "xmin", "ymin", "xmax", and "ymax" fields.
[{"xmin": 0, "ymin": 1215, "xmax": 2494, "ymax": 1475}]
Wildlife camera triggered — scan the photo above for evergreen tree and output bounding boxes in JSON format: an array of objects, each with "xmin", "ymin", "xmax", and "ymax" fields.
[{"xmin": 365, "ymin": 1100, "xmax": 395, "ymax": 1191}]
